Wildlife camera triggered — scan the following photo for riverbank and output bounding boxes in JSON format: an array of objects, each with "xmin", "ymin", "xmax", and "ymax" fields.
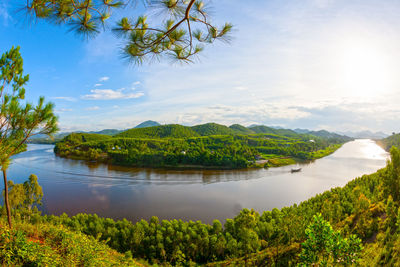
[{"xmin": 252, "ymin": 143, "xmax": 343, "ymax": 168}]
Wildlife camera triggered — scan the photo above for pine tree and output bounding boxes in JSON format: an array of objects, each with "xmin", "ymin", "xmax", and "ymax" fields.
[
  {"xmin": 0, "ymin": 46, "xmax": 58, "ymax": 228},
  {"xmin": 23, "ymin": 0, "xmax": 232, "ymax": 63}
]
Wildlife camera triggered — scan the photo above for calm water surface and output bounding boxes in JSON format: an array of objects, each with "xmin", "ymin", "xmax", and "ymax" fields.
[{"xmin": 6, "ymin": 139, "xmax": 388, "ymax": 224}]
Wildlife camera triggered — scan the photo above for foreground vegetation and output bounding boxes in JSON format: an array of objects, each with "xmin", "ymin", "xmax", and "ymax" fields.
[
  {"xmin": 0, "ymin": 220, "xmax": 141, "ymax": 266},
  {"xmin": 54, "ymin": 123, "xmax": 350, "ymax": 169},
  {"xmin": 3, "ymin": 144, "xmax": 400, "ymax": 265}
]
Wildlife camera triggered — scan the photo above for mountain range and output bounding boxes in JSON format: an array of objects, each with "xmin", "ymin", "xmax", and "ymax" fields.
[{"xmin": 30, "ymin": 120, "xmax": 387, "ymax": 142}]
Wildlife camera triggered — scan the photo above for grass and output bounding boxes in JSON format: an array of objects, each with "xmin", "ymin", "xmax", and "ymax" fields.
[
  {"xmin": 0, "ymin": 218, "xmax": 144, "ymax": 266},
  {"xmin": 267, "ymin": 157, "xmax": 298, "ymax": 167}
]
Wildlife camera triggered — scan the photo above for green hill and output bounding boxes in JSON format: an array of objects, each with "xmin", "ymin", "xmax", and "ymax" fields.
[
  {"xmin": 116, "ymin": 124, "xmax": 199, "ymax": 139},
  {"xmin": 191, "ymin": 123, "xmax": 236, "ymax": 136},
  {"xmin": 229, "ymin": 124, "xmax": 255, "ymax": 134},
  {"xmin": 378, "ymin": 133, "xmax": 400, "ymax": 151}
]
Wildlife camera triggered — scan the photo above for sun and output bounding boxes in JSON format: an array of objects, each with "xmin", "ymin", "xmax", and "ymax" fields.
[{"xmin": 334, "ymin": 38, "xmax": 393, "ymax": 99}]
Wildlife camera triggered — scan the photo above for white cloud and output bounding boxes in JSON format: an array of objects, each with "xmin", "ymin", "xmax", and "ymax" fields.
[
  {"xmin": 55, "ymin": 108, "xmax": 72, "ymax": 113},
  {"xmin": 94, "ymin": 83, "xmax": 102, "ymax": 87},
  {"xmin": 312, "ymin": 0, "xmax": 334, "ymax": 9},
  {"xmin": 234, "ymin": 86, "xmax": 248, "ymax": 91},
  {"xmin": 51, "ymin": 96, "xmax": 76, "ymax": 102},
  {"xmin": 81, "ymin": 89, "xmax": 144, "ymax": 100},
  {"xmin": 133, "ymin": 81, "xmax": 141, "ymax": 86},
  {"xmin": 99, "ymin": 77, "xmax": 110, "ymax": 82},
  {"xmin": 86, "ymin": 106, "xmax": 100, "ymax": 111},
  {"xmin": 0, "ymin": 2, "xmax": 11, "ymax": 26}
]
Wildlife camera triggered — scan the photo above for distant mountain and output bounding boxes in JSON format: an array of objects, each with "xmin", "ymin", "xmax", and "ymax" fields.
[
  {"xmin": 248, "ymin": 125, "xmax": 298, "ymax": 137},
  {"xmin": 337, "ymin": 130, "xmax": 389, "ymax": 139},
  {"xmin": 135, "ymin": 120, "xmax": 161, "ymax": 128},
  {"xmin": 248, "ymin": 124, "xmax": 260, "ymax": 128},
  {"xmin": 293, "ymin": 128, "xmax": 351, "ymax": 140},
  {"xmin": 270, "ymin": 126, "xmax": 284, "ymax": 129},
  {"xmin": 88, "ymin": 129, "xmax": 122, "ymax": 135},
  {"xmin": 294, "ymin": 128, "xmax": 311, "ymax": 134}
]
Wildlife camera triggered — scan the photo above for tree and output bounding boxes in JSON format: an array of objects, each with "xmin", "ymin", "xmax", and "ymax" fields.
[
  {"xmin": 23, "ymin": 0, "xmax": 232, "ymax": 64},
  {"xmin": 4, "ymin": 174, "xmax": 43, "ymax": 213},
  {"xmin": 299, "ymin": 214, "xmax": 363, "ymax": 266},
  {"xmin": 232, "ymin": 209, "xmax": 260, "ymax": 258},
  {"xmin": 384, "ymin": 146, "xmax": 400, "ymax": 201},
  {"xmin": 0, "ymin": 47, "xmax": 58, "ymax": 228}
]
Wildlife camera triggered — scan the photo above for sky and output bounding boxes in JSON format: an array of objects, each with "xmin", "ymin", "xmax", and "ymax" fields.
[{"xmin": 1, "ymin": 0, "xmax": 400, "ymax": 133}]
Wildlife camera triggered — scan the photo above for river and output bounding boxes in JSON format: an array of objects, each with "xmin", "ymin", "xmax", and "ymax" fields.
[{"xmin": 5, "ymin": 139, "xmax": 388, "ymax": 224}]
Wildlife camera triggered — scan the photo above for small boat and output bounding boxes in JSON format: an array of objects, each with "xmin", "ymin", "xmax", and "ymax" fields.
[{"xmin": 291, "ymin": 167, "xmax": 302, "ymax": 173}]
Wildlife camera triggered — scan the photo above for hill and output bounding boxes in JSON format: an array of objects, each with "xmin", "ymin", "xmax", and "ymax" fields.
[
  {"xmin": 191, "ymin": 123, "xmax": 237, "ymax": 136},
  {"xmin": 229, "ymin": 124, "xmax": 255, "ymax": 134},
  {"xmin": 294, "ymin": 128, "xmax": 310, "ymax": 134},
  {"xmin": 338, "ymin": 130, "xmax": 389, "ymax": 139},
  {"xmin": 88, "ymin": 129, "xmax": 122, "ymax": 135},
  {"xmin": 135, "ymin": 120, "xmax": 161, "ymax": 128},
  {"xmin": 377, "ymin": 133, "xmax": 400, "ymax": 151},
  {"xmin": 248, "ymin": 125, "xmax": 298, "ymax": 136},
  {"xmin": 116, "ymin": 124, "xmax": 199, "ymax": 139},
  {"xmin": 307, "ymin": 130, "xmax": 346, "ymax": 139}
]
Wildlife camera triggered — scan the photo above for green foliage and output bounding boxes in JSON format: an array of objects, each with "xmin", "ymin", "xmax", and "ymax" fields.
[
  {"xmin": 24, "ymin": 0, "xmax": 232, "ymax": 63},
  {"xmin": 299, "ymin": 214, "xmax": 363, "ymax": 266},
  {"xmin": 378, "ymin": 133, "xmax": 400, "ymax": 151},
  {"xmin": 384, "ymin": 146, "xmax": 400, "ymax": 201},
  {"xmin": 0, "ymin": 220, "xmax": 139, "ymax": 266},
  {"xmin": 6, "ymin": 174, "xmax": 43, "ymax": 211},
  {"xmin": 40, "ymin": 210, "xmax": 263, "ymax": 264}
]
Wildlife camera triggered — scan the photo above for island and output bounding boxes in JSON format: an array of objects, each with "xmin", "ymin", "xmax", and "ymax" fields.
[{"xmin": 54, "ymin": 123, "xmax": 352, "ymax": 169}]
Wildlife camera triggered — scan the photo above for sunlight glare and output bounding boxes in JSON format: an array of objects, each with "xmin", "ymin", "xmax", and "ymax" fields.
[{"xmin": 335, "ymin": 39, "xmax": 393, "ymax": 98}]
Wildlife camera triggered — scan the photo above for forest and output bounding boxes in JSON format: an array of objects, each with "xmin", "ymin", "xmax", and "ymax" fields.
[{"xmin": 54, "ymin": 123, "xmax": 351, "ymax": 169}]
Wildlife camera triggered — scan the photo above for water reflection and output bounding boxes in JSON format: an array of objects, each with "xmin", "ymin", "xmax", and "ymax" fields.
[{"xmin": 5, "ymin": 139, "xmax": 389, "ymax": 224}]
